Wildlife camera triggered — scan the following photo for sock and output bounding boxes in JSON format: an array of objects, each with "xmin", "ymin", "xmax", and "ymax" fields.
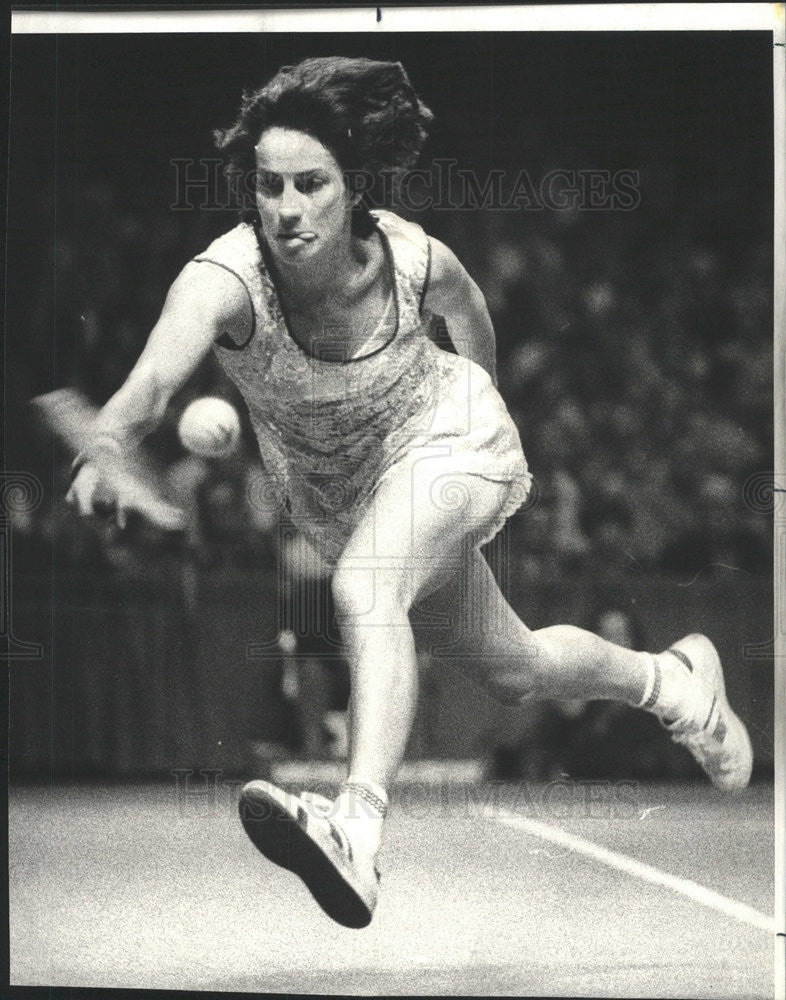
[
  {"xmin": 635, "ymin": 651, "xmax": 695, "ymax": 726},
  {"xmin": 334, "ymin": 775, "xmax": 388, "ymax": 860}
]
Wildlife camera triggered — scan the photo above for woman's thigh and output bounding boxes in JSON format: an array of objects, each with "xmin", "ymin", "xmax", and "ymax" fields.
[{"xmin": 333, "ymin": 455, "xmax": 514, "ymax": 620}]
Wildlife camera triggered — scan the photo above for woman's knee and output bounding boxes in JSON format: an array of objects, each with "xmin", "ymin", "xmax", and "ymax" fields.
[{"xmin": 332, "ymin": 561, "xmax": 412, "ymax": 623}]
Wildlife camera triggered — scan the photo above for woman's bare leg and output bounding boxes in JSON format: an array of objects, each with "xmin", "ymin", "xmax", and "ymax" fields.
[
  {"xmin": 239, "ymin": 471, "xmax": 750, "ymax": 930},
  {"xmin": 412, "ymin": 546, "xmax": 752, "ymax": 793},
  {"xmin": 332, "ymin": 463, "xmax": 513, "ymax": 794},
  {"xmin": 412, "ymin": 549, "xmax": 656, "ymax": 706},
  {"xmin": 238, "ymin": 462, "xmax": 516, "ymax": 926}
]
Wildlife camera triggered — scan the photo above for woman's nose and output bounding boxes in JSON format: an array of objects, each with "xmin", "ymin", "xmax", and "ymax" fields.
[{"xmin": 278, "ymin": 182, "xmax": 303, "ymax": 219}]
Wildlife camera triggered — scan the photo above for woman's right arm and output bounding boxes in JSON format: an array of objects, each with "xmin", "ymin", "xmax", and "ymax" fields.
[{"xmin": 66, "ymin": 261, "xmax": 252, "ymax": 525}]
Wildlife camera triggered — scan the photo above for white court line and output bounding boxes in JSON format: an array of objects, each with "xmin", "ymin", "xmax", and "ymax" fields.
[{"xmin": 496, "ymin": 812, "xmax": 776, "ymax": 934}]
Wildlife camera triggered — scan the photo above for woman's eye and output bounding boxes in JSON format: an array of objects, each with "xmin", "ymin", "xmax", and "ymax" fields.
[
  {"xmin": 298, "ymin": 175, "xmax": 326, "ymax": 194},
  {"xmin": 258, "ymin": 173, "xmax": 282, "ymax": 194}
]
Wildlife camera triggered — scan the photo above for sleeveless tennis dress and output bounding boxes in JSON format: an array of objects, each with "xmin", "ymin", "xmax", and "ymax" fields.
[{"xmin": 194, "ymin": 210, "xmax": 532, "ymax": 563}]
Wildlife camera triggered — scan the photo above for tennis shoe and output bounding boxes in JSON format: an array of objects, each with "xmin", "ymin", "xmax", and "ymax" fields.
[
  {"xmin": 238, "ymin": 779, "xmax": 379, "ymax": 928},
  {"xmin": 661, "ymin": 634, "xmax": 753, "ymax": 792}
]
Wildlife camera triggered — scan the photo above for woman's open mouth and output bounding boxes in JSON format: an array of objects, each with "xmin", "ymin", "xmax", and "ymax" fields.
[{"xmin": 277, "ymin": 232, "xmax": 316, "ymax": 247}]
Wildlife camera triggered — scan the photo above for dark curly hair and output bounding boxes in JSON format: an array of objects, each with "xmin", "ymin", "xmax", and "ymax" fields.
[{"xmin": 214, "ymin": 56, "xmax": 433, "ymax": 236}]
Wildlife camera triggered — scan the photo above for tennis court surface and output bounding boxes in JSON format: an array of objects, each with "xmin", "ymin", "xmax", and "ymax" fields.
[{"xmin": 9, "ymin": 778, "xmax": 775, "ymax": 997}]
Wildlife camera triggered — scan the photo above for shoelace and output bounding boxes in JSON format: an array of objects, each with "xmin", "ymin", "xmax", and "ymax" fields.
[{"xmin": 662, "ymin": 706, "xmax": 731, "ymax": 775}]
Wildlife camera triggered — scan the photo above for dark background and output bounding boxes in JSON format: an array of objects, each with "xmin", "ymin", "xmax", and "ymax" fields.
[{"xmin": 4, "ymin": 31, "xmax": 775, "ymax": 779}]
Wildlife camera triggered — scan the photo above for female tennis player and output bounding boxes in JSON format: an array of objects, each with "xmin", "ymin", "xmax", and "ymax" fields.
[{"xmin": 66, "ymin": 56, "xmax": 752, "ymax": 928}]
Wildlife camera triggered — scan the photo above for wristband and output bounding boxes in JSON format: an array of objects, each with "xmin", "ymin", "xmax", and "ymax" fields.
[{"xmin": 69, "ymin": 452, "xmax": 88, "ymax": 484}]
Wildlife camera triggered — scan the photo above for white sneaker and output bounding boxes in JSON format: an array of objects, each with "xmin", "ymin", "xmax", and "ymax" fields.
[
  {"xmin": 238, "ymin": 780, "xmax": 379, "ymax": 928},
  {"xmin": 662, "ymin": 634, "xmax": 753, "ymax": 792}
]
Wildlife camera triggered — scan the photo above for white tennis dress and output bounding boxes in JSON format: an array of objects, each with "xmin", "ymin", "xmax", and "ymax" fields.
[{"xmin": 194, "ymin": 209, "xmax": 532, "ymax": 562}]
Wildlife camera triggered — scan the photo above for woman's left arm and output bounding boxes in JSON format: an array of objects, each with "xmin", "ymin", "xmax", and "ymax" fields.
[{"xmin": 421, "ymin": 237, "xmax": 498, "ymax": 385}]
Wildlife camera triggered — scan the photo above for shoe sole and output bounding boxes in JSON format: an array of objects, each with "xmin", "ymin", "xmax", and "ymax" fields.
[
  {"xmin": 670, "ymin": 634, "xmax": 753, "ymax": 791},
  {"xmin": 238, "ymin": 780, "xmax": 374, "ymax": 928}
]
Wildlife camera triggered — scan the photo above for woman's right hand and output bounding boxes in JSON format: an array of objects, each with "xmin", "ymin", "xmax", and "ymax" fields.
[
  {"xmin": 62, "ymin": 260, "xmax": 250, "ymax": 532},
  {"xmin": 66, "ymin": 460, "xmax": 186, "ymax": 531}
]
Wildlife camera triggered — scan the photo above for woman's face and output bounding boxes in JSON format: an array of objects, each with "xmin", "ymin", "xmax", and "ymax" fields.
[{"xmin": 254, "ymin": 127, "xmax": 355, "ymax": 265}]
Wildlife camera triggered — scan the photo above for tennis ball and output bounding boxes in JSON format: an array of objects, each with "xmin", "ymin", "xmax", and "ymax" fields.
[{"xmin": 178, "ymin": 397, "xmax": 241, "ymax": 459}]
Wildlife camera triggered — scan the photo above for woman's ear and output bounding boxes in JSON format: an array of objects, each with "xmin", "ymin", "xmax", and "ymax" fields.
[{"xmin": 344, "ymin": 168, "xmax": 370, "ymax": 208}]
